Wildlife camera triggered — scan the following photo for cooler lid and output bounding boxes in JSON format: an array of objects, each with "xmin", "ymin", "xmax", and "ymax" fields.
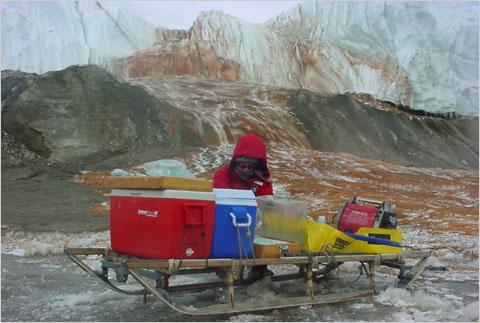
[
  {"xmin": 110, "ymin": 189, "xmax": 214, "ymax": 200},
  {"xmin": 213, "ymin": 188, "xmax": 257, "ymax": 206},
  {"xmin": 213, "ymin": 188, "xmax": 255, "ymax": 199}
]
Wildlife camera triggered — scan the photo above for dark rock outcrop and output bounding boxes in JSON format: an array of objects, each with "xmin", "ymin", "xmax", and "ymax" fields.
[
  {"xmin": 288, "ymin": 90, "xmax": 479, "ymax": 169},
  {"xmin": 1, "ymin": 65, "xmax": 209, "ymax": 171}
]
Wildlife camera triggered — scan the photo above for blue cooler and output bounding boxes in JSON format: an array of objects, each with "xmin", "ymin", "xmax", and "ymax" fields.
[{"xmin": 211, "ymin": 189, "xmax": 257, "ymax": 258}]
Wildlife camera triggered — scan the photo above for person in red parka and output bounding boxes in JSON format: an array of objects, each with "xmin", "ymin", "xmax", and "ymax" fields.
[
  {"xmin": 213, "ymin": 134, "xmax": 273, "ymax": 196},
  {"xmin": 213, "ymin": 134, "xmax": 274, "ymax": 280}
]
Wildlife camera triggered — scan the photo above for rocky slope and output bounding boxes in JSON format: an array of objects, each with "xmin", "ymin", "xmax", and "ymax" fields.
[
  {"xmin": 1, "ymin": 66, "xmax": 213, "ymax": 171},
  {"xmin": 3, "ymin": 66, "xmax": 477, "ymax": 172},
  {"xmin": 288, "ymin": 90, "xmax": 479, "ymax": 169}
]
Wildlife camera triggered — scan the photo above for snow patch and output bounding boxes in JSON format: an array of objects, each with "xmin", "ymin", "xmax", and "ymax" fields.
[
  {"xmin": 50, "ymin": 290, "xmax": 122, "ymax": 308},
  {"xmin": 1, "ymin": 231, "xmax": 110, "ymax": 257},
  {"xmin": 187, "ymin": 144, "xmax": 233, "ymax": 175},
  {"xmin": 462, "ymin": 301, "xmax": 480, "ymax": 322},
  {"xmin": 350, "ymin": 302, "xmax": 375, "ymax": 310},
  {"xmin": 375, "ymin": 287, "xmax": 477, "ymax": 321}
]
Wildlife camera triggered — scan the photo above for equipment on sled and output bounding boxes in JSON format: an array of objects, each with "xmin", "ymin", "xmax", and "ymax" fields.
[
  {"xmin": 109, "ymin": 188, "xmax": 215, "ymax": 259},
  {"xmin": 334, "ymin": 196, "xmax": 397, "ymax": 233},
  {"xmin": 65, "ymin": 177, "xmax": 432, "ymax": 316},
  {"xmin": 210, "ymin": 189, "xmax": 257, "ymax": 258},
  {"xmin": 256, "ymin": 196, "xmax": 403, "ymax": 254}
]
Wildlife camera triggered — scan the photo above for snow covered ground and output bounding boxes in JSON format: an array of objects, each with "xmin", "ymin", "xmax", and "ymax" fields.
[{"xmin": 1, "ymin": 225, "xmax": 478, "ymax": 321}]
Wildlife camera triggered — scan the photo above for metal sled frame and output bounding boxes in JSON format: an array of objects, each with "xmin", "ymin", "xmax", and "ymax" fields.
[{"xmin": 64, "ymin": 248, "xmax": 431, "ymax": 316}]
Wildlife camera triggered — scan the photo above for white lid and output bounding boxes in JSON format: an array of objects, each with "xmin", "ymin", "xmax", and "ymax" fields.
[
  {"xmin": 213, "ymin": 188, "xmax": 257, "ymax": 206},
  {"xmin": 213, "ymin": 188, "xmax": 255, "ymax": 199}
]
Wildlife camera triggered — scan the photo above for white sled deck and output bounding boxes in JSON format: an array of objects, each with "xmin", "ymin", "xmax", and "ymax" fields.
[{"xmin": 64, "ymin": 247, "xmax": 432, "ymax": 316}]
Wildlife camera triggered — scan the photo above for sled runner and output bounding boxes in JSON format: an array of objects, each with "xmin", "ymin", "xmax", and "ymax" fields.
[{"xmin": 65, "ymin": 247, "xmax": 431, "ymax": 316}]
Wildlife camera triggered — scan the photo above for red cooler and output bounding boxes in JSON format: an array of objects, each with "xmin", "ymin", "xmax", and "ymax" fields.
[{"xmin": 110, "ymin": 189, "xmax": 215, "ymax": 259}]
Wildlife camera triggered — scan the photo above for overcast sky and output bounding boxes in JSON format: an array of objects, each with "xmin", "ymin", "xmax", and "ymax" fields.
[{"xmin": 122, "ymin": 1, "xmax": 305, "ymax": 29}]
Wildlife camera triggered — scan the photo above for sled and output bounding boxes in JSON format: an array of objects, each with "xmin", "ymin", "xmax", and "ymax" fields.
[{"xmin": 64, "ymin": 247, "xmax": 431, "ymax": 316}]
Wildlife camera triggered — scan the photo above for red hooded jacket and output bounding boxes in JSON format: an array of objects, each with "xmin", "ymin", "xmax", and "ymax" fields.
[{"xmin": 213, "ymin": 134, "xmax": 273, "ymax": 196}]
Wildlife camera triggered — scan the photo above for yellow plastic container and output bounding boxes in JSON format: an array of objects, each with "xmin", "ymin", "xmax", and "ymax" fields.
[
  {"xmin": 257, "ymin": 210, "xmax": 403, "ymax": 254},
  {"xmin": 255, "ymin": 195, "xmax": 403, "ymax": 255},
  {"xmin": 256, "ymin": 210, "xmax": 309, "ymax": 242},
  {"xmin": 304, "ymin": 221, "xmax": 403, "ymax": 254}
]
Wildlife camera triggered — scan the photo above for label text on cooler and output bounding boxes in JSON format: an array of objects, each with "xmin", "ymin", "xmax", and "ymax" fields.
[{"xmin": 138, "ymin": 209, "xmax": 159, "ymax": 218}]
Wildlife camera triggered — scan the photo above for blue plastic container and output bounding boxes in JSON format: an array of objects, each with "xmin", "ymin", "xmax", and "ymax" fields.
[{"xmin": 210, "ymin": 189, "xmax": 257, "ymax": 258}]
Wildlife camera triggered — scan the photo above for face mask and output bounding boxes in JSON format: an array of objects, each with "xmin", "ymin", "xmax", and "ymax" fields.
[
  {"xmin": 235, "ymin": 169, "xmax": 255, "ymax": 180},
  {"xmin": 233, "ymin": 157, "xmax": 258, "ymax": 180}
]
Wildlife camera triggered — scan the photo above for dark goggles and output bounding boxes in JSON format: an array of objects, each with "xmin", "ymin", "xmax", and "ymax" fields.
[{"xmin": 235, "ymin": 161, "xmax": 256, "ymax": 171}]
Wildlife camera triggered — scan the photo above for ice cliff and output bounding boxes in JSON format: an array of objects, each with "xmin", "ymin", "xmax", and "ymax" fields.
[
  {"xmin": 2, "ymin": 1, "xmax": 478, "ymax": 115},
  {"xmin": 190, "ymin": 2, "xmax": 478, "ymax": 115},
  {"xmin": 1, "ymin": 1, "xmax": 157, "ymax": 73}
]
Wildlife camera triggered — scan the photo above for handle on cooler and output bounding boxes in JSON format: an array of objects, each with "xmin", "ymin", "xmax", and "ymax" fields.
[
  {"xmin": 229, "ymin": 212, "xmax": 252, "ymax": 228},
  {"xmin": 183, "ymin": 203, "xmax": 206, "ymax": 226}
]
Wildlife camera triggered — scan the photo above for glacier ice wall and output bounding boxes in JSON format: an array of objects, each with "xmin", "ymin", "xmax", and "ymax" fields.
[
  {"xmin": 2, "ymin": 1, "xmax": 478, "ymax": 115},
  {"xmin": 191, "ymin": 2, "xmax": 479, "ymax": 115},
  {"xmin": 1, "ymin": 1, "xmax": 157, "ymax": 74}
]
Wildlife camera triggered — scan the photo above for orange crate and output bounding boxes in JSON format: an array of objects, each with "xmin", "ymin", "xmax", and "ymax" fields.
[{"xmin": 254, "ymin": 237, "xmax": 302, "ymax": 258}]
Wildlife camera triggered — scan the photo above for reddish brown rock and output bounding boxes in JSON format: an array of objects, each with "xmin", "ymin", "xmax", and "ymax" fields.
[{"xmin": 113, "ymin": 38, "xmax": 240, "ymax": 80}]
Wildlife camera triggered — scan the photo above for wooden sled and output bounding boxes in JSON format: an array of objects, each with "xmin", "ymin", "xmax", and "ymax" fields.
[{"xmin": 64, "ymin": 248, "xmax": 431, "ymax": 316}]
